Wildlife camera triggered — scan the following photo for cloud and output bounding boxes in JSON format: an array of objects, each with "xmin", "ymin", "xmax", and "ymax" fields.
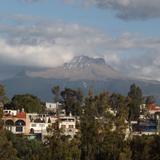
[
  {"xmin": 120, "ymin": 52, "xmax": 160, "ymax": 81},
  {"xmin": 1, "ymin": 15, "xmax": 160, "ymax": 80},
  {"xmin": 0, "ymin": 16, "xmax": 110, "ymax": 67},
  {"xmin": 78, "ymin": 0, "xmax": 160, "ymax": 20}
]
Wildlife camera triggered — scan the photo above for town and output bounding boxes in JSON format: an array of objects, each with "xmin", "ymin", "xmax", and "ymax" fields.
[
  {"xmin": 2, "ymin": 102, "xmax": 78, "ymax": 140},
  {"xmin": 1, "ymin": 85, "xmax": 160, "ymax": 141},
  {"xmin": 1, "ymin": 84, "xmax": 160, "ymax": 160}
]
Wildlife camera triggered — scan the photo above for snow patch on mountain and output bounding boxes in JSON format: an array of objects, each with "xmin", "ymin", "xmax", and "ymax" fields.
[{"xmin": 64, "ymin": 55, "xmax": 106, "ymax": 70}]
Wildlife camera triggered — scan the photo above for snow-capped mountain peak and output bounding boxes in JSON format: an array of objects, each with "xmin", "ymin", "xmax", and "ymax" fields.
[
  {"xmin": 64, "ymin": 55, "xmax": 106, "ymax": 69},
  {"xmin": 27, "ymin": 55, "xmax": 120, "ymax": 80}
]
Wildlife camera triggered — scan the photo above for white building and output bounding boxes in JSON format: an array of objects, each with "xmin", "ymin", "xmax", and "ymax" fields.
[
  {"xmin": 26, "ymin": 113, "xmax": 52, "ymax": 137},
  {"xmin": 30, "ymin": 122, "xmax": 50, "ymax": 134},
  {"xmin": 59, "ymin": 115, "xmax": 77, "ymax": 137},
  {"xmin": 46, "ymin": 102, "xmax": 62, "ymax": 113},
  {"xmin": 3, "ymin": 108, "xmax": 78, "ymax": 139},
  {"xmin": 3, "ymin": 109, "xmax": 17, "ymax": 116}
]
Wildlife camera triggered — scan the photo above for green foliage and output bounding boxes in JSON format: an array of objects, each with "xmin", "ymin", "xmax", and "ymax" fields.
[
  {"xmin": 131, "ymin": 135, "xmax": 160, "ymax": 160},
  {"xmin": 5, "ymin": 131, "xmax": 47, "ymax": 160},
  {"xmin": 11, "ymin": 94, "xmax": 43, "ymax": 113},
  {"xmin": 95, "ymin": 92, "xmax": 109, "ymax": 116},
  {"xmin": 51, "ymin": 85, "xmax": 60, "ymax": 103},
  {"xmin": 2, "ymin": 96, "xmax": 10, "ymax": 105},
  {"xmin": 2, "ymin": 85, "xmax": 160, "ymax": 160},
  {"xmin": 80, "ymin": 98, "xmax": 99, "ymax": 160},
  {"xmin": 0, "ymin": 108, "xmax": 3, "ymax": 130},
  {"xmin": 128, "ymin": 84, "xmax": 143, "ymax": 121},
  {"xmin": 61, "ymin": 88, "xmax": 83, "ymax": 116},
  {"xmin": 0, "ymin": 131, "xmax": 18, "ymax": 160},
  {"xmin": 0, "ymin": 84, "xmax": 10, "ymax": 105},
  {"xmin": 145, "ymin": 96, "xmax": 156, "ymax": 105},
  {"xmin": 80, "ymin": 92, "xmax": 130, "ymax": 160},
  {"xmin": 119, "ymin": 145, "xmax": 132, "ymax": 160},
  {"xmin": 47, "ymin": 130, "xmax": 80, "ymax": 160},
  {"xmin": 0, "ymin": 84, "xmax": 5, "ymax": 98}
]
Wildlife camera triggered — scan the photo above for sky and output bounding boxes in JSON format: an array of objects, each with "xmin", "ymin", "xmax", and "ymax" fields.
[{"xmin": 0, "ymin": 0, "xmax": 160, "ymax": 80}]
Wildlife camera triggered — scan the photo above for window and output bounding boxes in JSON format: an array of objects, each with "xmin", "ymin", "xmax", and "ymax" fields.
[
  {"xmin": 31, "ymin": 124, "xmax": 36, "ymax": 127},
  {"xmin": 61, "ymin": 125, "xmax": 66, "ymax": 129},
  {"xmin": 6, "ymin": 126, "xmax": 12, "ymax": 131},
  {"xmin": 61, "ymin": 119, "xmax": 67, "ymax": 121},
  {"xmin": 16, "ymin": 126, "xmax": 23, "ymax": 132},
  {"xmin": 39, "ymin": 124, "xmax": 45, "ymax": 127},
  {"xmin": 69, "ymin": 125, "xmax": 74, "ymax": 129}
]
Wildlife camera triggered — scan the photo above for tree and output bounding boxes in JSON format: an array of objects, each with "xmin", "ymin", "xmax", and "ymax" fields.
[
  {"xmin": 146, "ymin": 135, "xmax": 160, "ymax": 160},
  {"xmin": 130, "ymin": 135, "xmax": 159, "ymax": 160},
  {"xmin": 61, "ymin": 88, "xmax": 83, "ymax": 116},
  {"xmin": 0, "ymin": 84, "xmax": 9, "ymax": 105},
  {"xmin": 88, "ymin": 88, "xmax": 94, "ymax": 98},
  {"xmin": 0, "ymin": 131, "xmax": 18, "ymax": 160},
  {"xmin": 80, "ymin": 98, "xmax": 98, "ymax": 160},
  {"xmin": 128, "ymin": 84, "xmax": 143, "ymax": 121},
  {"xmin": 0, "ymin": 101, "xmax": 18, "ymax": 160},
  {"xmin": 47, "ymin": 130, "xmax": 80, "ymax": 160},
  {"xmin": 51, "ymin": 86, "xmax": 60, "ymax": 103},
  {"xmin": 80, "ymin": 92, "xmax": 129, "ymax": 160},
  {"xmin": 11, "ymin": 94, "xmax": 43, "ymax": 113},
  {"xmin": 0, "ymin": 84, "xmax": 10, "ymax": 106},
  {"xmin": 0, "ymin": 84, "xmax": 5, "ymax": 129},
  {"xmin": 0, "ymin": 106, "xmax": 3, "ymax": 130},
  {"xmin": 0, "ymin": 84, "xmax": 5, "ymax": 98},
  {"xmin": 96, "ymin": 92, "xmax": 109, "ymax": 116},
  {"xmin": 145, "ymin": 96, "xmax": 156, "ymax": 105},
  {"xmin": 6, "ymin": 131, "xmax": 47, "ymax": 160}
]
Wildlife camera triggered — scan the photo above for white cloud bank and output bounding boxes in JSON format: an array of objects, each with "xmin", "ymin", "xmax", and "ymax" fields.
[{"xmin": 0, "ymin": 16, "xmax": 160, "ymax": 80}]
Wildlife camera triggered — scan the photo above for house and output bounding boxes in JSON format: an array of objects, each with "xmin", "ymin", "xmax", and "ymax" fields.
[
  {"xmin": 132, "ymin": 120, "xmax": 158, "ymax": 136},
  {"xmin": 58, "ymin": 114, "xmax": 77, "ymax": 137},
  {"xmin": 45, "ymin": 102, "xmax": 62, "ymax": 113},
  {"xmin": 26, "ymin": 113, "xmax": 52, "ymax": 138},
  {"xmin": 3, "ymin": 109, "xmax": 27, "ymax": 134},
  {"xmin": 2, "ymin": 108, "xmax": 79, "ymax": 139},
  {"xmin": 147, "ymin": 103, "xmax": 160, "ymax": 115}
]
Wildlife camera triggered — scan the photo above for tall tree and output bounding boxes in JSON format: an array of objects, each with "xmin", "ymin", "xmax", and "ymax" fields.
[
  {"xmin": 6, "ymin": 131, "xmax": 47, "ymax": 160},
  {"xmin": 51, "ymin": 86, "xmax": 60, "ymax": 103},
  {"xmin": 0, "ymin": 84, "xmax": 5, "ymax": 98},
  {"xmin": 0, "ymin": 95, "xmax": 18, "ymax": 160},
  {"xmin": 0, "ymin": 84, "xmax": 6, "ymax": 129},
  {"xmin": 47, "ymin": 130, "xmax": 80, "ymax": 160},
  {"xmin": 80, "ymin": 97, "xmax": 98, "ymax": 160},
  {"xmin": 11, "ymin": 94, "xmax": 43, "ymax": 113},
  {"xmin": 0, "ymin": 131, "xmax": 18, "ymax": 160},
  {"xmin": 145, "ymin": 96, "xmax": 156, "ymax": 105},
  {"xmin": 61, "ymin": 88, "xmax": 83, "ymax": 116},
  {"xmin": 128, "ymin": 84, "xmax": 143, "ymax": 121}
]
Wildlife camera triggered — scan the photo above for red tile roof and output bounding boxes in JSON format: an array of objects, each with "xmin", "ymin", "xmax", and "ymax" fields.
[
  {"xmin": 17, "ymin": 112, "xmax": 26, "ymax": 118},
  {"xmin": 148, "ymin": 103, "xmax": 160, "ymax": 111}
]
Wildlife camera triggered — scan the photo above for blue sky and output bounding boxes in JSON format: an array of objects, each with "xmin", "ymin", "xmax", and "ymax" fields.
[
  {"xmin": 1, "ymin": 0, "xmax": 160, "ymax": 36},
  {"xmin": 0, "ymin": 0, "xmax": 160, "ymax": 80}
]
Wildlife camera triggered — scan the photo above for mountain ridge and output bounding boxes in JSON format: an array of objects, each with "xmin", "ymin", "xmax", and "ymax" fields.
[
  {"xmin": 26, "ymin": 55, "xmax": 123, "ymax": 80},
  {"xmin": 2, "ymin": 55, "xmax": 160, "ymax": 102}
]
